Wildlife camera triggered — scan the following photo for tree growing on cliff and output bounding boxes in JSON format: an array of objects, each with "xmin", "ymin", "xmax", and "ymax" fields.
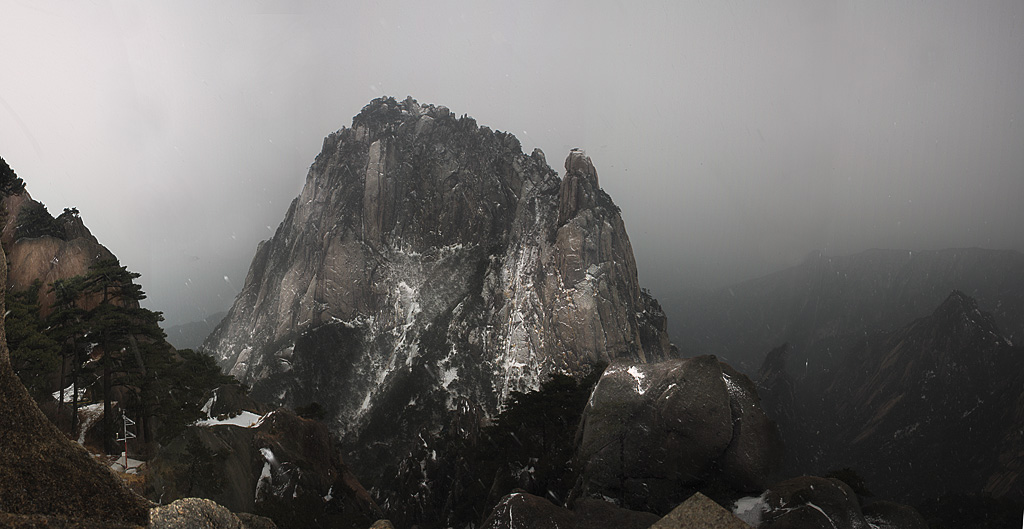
[
  {"xmin": 0, "ymin": 155, "xmax": 26, "ymax": 197},
  {"xmin": 6, "ymin": 281, "xmax": 60, "ymax": 401},
  {"xmin": 47, "ymin": 276, "xmax": 90, "ymax": 435},
  {"xmin": 76, "ymin": 259, "xmax": 165, "ymax": 452}
]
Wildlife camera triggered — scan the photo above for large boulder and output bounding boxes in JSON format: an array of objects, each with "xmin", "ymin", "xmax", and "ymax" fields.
[
  {"xmin": 861, "ymin": 501, "xmax": 927, "ymax": 529},
  {"xmin": 760, "ymin": 476, "xmax": 867, "ymax": 529},
  {"xmin": 479, "ymin": 492, "xmax": 658, "ymax": 529},
  {"xmin": 571, "ymin": 356, "xmax": 781, "ymax": 513}
]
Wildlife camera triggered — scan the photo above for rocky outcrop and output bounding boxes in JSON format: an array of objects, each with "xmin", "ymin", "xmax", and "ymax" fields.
[
  {"xmin": 750, "ymin": 477, "xmax": 925, "ymax": 529},
  {"xmin": 147, "ymin": 406, "xmax": 380, "ymax": 529},
  {"xmin": 149, "ymin": 498, "xmax": 273, "ymax": 529},
  {"xmin": 0, "ymin": 246, "xmax": 152, "ymax": 527},
  {"xmin": 861, "ymin": 501, "xmax": 927, "ymax": 529},
  {"xmin": 479, "ymin": 492, "xmax": 659, "ymax": 529},
  {"xmin": 760, "ymin": 476, "xmax": 867, "ymax": 529},
  {"xmin": 571, "ymin": 357, "xmax": 781, "ymax": 514},
  {"xmin": 1, "ymin": 191, "xmax": 115, "ymax": 318},
  {"xmin": 202, "ymin": 97, "xmax": 674, "ymax": 523}
]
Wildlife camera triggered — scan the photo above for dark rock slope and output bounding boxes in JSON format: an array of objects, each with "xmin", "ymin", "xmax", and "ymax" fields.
[
  {"xmin": 572, "ymin": 356, "xmax": 782, "ymax": 514},
  {"xmin": 764, "ymin": 290, "xmax": 1024, "ymax": 506},
  {"xmin": 203, "ymin": 97, "xmax": 674, "ymax": 520}
]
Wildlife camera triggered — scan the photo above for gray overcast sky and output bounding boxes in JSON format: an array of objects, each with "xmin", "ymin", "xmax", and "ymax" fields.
[{"xmin": 2, "ymin": 1, "xmax": 1022, "ymax": 328}]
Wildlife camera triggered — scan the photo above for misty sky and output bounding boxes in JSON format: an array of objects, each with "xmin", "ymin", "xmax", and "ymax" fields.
[{"xmin": 2, "ymin": 1, "xmax": 1022, "ymax": 329}]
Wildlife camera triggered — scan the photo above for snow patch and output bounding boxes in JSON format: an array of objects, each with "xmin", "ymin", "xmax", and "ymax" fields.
[
  {"xmin": 733, "ymin": 492, "xmax": 767, "ymax": 527},
  {"xmin": 627, "ymin": 365, "xmax": 650, "ymax": 395},
  {"xmin": 722, "ymin": 372, "xmax": 743, "ymax": 399},
  {"xmin": 441, "ymin": 366, "xmax": 459, "ymax": 389},
  {"xmin": 256, "ymin": 447, "xmax": 275, "ymax": 501},
  {"xmin": 199, "ymin": 388, "xmax": 219, "ymax": 418},
  {"xmin": 195, "ymin": 410, "xmax": 266, "ymax": 428},
  {"xmin": 77, "ymin": 403, "xmax": 104, "ymax": 445},
  {"xmin": 52, "ymin": 384, "xmax": 88, "ymax": 403}
]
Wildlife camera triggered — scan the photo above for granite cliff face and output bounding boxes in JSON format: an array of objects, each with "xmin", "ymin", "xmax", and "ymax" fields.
[
  {"xmin": 1, "ymin": 192, "xmax": 116, "ymax": 317},
  {"xmin": 203, "ymin": 97, "xmax": 673, "ymax": 520}
]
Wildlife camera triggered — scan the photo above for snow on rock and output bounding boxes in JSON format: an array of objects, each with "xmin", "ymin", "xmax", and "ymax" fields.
[
  {"xmin": 195, "ymin": 410, "xmax": 266, "ymax": 428},
  {"xmin": 626, "ymin": 365, "xmax": 650, "ymax": 395},
  {"xmin": 733, "ymin": 492, "xmax": 767, "ymax": 527},
  {"xmin": 77, "ymin": 403, "xmax": 104, "ymax": 445},
  {"xmin": 52, "ymin": 384, "xmax": 88, "ymax": 403}
]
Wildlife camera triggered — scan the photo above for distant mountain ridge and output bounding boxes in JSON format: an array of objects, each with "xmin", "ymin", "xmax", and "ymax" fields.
[
  {"xmin": 759, "ymin": 290, "xmax": 1024, "ymax": 506},
  {"xmin": 165, "ymin": 311, "xmax": 226, "ymax": 350},
  {"xmin": 667, "ymin": 247, "xmax": 1024, "ymax": 374}
]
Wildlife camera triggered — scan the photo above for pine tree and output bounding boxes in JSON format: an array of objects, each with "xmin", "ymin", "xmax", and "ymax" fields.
[
  {"xmin": 41, "ymin": 259, "xmax": 234, "ymax": 450},
  {"xmin": 48, "ymin": 276, "xmax": 89, "ymax": 436},
  {"xmin": 6, "ymin": 281, "xmax": 60, "ymax": 401},
  {"xmin": 77, "ymin": 259, "xmax": 160, "ymax": 453}
]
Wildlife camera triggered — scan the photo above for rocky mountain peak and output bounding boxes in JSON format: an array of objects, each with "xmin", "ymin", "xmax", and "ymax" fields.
[
  {"xmin": 557, "ymin": 148, "xmax": 603, "ymax": 226},
  {"xmin": 204, "ymin": 97, "xmax": 674, "ymax": 521},
  {"xmin": 931, "ymin": 289, "xmax": 1008, "ymax": 347}
]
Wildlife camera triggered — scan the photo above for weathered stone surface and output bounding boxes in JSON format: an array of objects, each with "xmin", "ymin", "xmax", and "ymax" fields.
[
  {"xmin": 761, "ymin": 476, "xmax": 867, "ymax": 529},
  {"xmin": 479, "ymin": 493, "xmax": 574, "ymax": 529},
  {"xmin": 368, "ymin": 520, "xmax": 395, "ymax": 529},
  {"xmin": 0, "ymin": 513, "xmax": 139, "ymax": 529},
  {"xmin": 235, "ymin": 512, "xmax": 279, "ymax": 529},
  {"xmin": 649, "ymin": 492, "xmax": 750, "ymax": 529},
  {"xmin": 149, "ymin": 498, "xmax": 243, "ymax": 529},
  {"xmin": 572, "ymin": 356, "xmax": 780, "ymax": 514},
  {"xmin": 861, "ymin": 501, "xmax": 927, "ymax": 529},
  {"xmin": 0, "ymin": 246, "xmax": 152, "ymax": 527},
  {"xmin": 479, "ymin": 492, "xmax": 658, "ymax": 529},
  {"xmin": 1, "ymin": 194, "xmax": 116, "ymax": 318},
  {"xmin": 202, "ymin": 96, "xmax": 674, "ymax": 524},
  {"xmin": 719, "ymin": 363, "xmax": 783, "ymax": 490}
]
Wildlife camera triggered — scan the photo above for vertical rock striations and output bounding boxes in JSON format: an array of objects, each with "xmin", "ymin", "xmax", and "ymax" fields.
[{"xmin": 203, "ymin": 97, "xmax": 673, "ymax": 521}]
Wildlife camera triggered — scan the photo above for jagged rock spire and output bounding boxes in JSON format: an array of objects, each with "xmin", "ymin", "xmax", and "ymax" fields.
[{"xmin": 558, "ymin": 148, "xmax": 600, "ymax": 225}]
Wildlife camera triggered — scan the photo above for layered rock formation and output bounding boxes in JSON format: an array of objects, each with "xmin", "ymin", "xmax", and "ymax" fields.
[{"xmin": 203, "ymin": 97, "xmax": 673, "ymax": 521}]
